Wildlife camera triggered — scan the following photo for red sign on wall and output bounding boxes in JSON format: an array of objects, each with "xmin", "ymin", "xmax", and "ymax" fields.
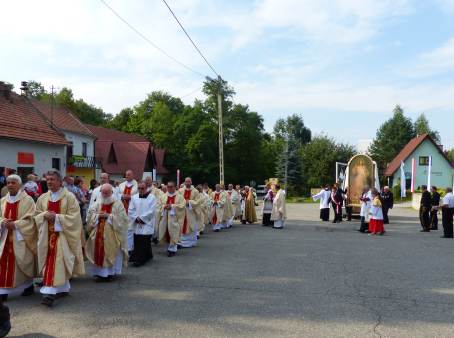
[{"xmin": 17, "ymin": 152, "xmax": 34, "ymax": 164}]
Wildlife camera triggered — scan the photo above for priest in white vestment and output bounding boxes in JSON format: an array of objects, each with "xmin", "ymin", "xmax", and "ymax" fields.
[
  {"xmin": 128, "ymin": 181, "xmax": 156, "ymax": 266},
  {"xmin": 86, "ymin": 184, "xmax": 128, "ymax": 281},
  {"xmin": 210, "ymin": 184, "xmax": 227, "ymax": 232},
  {"xmin": 88, "ymin": 173, "xmax": 120, "ymax": 210},
  {"xmin": 35, "ymin": 170, "xmax": 85, "ymax": 307},
  {"xmin": 118, "ymin": 170, "xmax": 138, "ymax": 253},
  {"xmin": 0, "ymin": 175, "xmax": 37, "ymax": 301},
  {"xmin": 178, "ymin": 177, "xmax": 201, "ymax": 248},
  {"xmin": 157, "ymin": 182, "xmax": 185, "ymax": 257},
  {"xmin": 271, "ymin": 184, "xmax": 287, "ymax": 229}
]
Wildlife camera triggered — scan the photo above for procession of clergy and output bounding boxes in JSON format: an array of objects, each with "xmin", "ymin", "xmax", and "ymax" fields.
[{"xmin": 0, "ymin": 169, "xmax": 286, "ymax": 308}]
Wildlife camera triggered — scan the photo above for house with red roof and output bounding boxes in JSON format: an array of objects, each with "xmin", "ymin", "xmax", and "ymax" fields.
[
  {"xmin": 30, "ymin": 99, "xmax": 99, "ymax": 182},
  {"xmin": 85, "ymin": 124, "xmax": 169, "ymax": 182},
  {"xmin": 384, "ymin": 134, "xmax": 454, "ymax": 190},
  {"xmin": 0, "ymin": 82, "xmax": 69, "ymax": 178}
]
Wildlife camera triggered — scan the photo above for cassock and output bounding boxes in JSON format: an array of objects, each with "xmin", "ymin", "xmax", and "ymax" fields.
[
  {"xmin": 241, "ymin": 190, "xmax": 257, "ymax": 224},
  {"xmin": 312, "ymin": 189, "xmax": 331, "ymax": 221},
  {"xmin": 128, "ymin": 192, "xmax": 156, "ymax": 266},
  {"xmin": 210, "ymin": 191, "xmax": 227, "ymax": 231},
  {"xmin": 157, "ymin": 192, "xmax": 185, "ymax": 255},
  {"xmin": 0, "ymin": 191, "xmax": 36, "ymax": 297},
  {"xmin": 85, "ymin": 199, "xmax": 128, "ymax": 278},
  {"xmin": 262, "ymin": 190, "xmax": 274, "ymax": 226},
  {"xmin": 271, "ymin": 189, "xmax": 286, "ymax": 229},
  {"xmin": 359, "ymin": 190, "xmax": 372, "ymax": 232},
  {"xmin": 226, "ymin": 189, "xmax": 240, "ymax": 228},
  {"xmin": 119, "ymin": 180, "xmax": 138, "ymax": 251},
  {"xmin": 178, "ymin": 186, "xmax": 201, "ymax": 248},
  {"xmin": 35, "ymin": 188, "xmax": 85, "ymax": 296}
]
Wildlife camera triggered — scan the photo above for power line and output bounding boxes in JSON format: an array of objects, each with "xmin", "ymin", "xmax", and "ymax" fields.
[
  {"xmin": 161, "ymin": 0, "xmax": 220, "ymax": 78},
  {"xmin": 99, "ymin": 0, "xmax": 206, "ymax": 78},
  {"xmin": 180, "ymin": 86, "xmax": 202, "ymax": 99}
]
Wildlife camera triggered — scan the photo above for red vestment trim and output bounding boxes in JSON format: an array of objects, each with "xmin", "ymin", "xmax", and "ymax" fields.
[
  {"xmin": 212, "ymin": 193, "xmax": 220, "ymax": 224},
  {"xmin": 43, "ymin": 200, "xmax": 61, "ymax": 287},
  {"xmin": 94, "ymin": 203, "xmax": 113, "ymax": 267},
  {"xmin": 122, "ymin": 186, "xmax": 133, "ymax": 215},
  {"xmin": 0, "ymin": 201, "xmax": 19, "ymax": 288},
  {"xmin": 182, "ymin": 190, "xmax": 191, "ymax": 234}
]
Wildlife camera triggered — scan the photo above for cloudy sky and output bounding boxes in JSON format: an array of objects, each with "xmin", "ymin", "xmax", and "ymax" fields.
[{"xmin": 1, "ymin": 0, "xmax": 454, "ymax": 148}]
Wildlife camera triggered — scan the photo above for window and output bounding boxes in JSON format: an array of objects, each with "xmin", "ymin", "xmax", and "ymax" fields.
[
  {"xmin": 52, "ymin": 158, "xmax": 61, "ymax": 171},
  {"xmin": 82, "ymin": 142, "xmax": 87, "ymax": 157},
  {"xmin": 419, "ymin": 156, "xmax": 430, "ymax": 166}
]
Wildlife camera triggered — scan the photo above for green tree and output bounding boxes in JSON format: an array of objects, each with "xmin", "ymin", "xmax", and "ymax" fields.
[
  {"xmin": 369, "ymin": 105, "xmax": 416, "ymax": 170},
  {"xmin": 26, "ymin": 80, "xmax": 46, "ymax": 99},
  {"xmin": 301, "ymin": 136, "xmax": 355, "ymax": 189},
  {"xmin": 445, "ymin": 149, "xmax": 454, "ymax": 164},
  {"xmin": 107, "ymin": 107, "xmax": 134, "ymax": 131},
  {"xmin": 414, "ymin": 113, "xmax": 441, "ymax": 143}
]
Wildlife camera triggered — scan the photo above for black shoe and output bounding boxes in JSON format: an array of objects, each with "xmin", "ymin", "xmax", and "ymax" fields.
[
  {"xmin": 41, "ymin": 295, "xmax": 55, "ymax": 307},
  {"xmin": 214, "ymin": 229, "xmax": 220, "ymax": 232},
  {"xmin": 95, "ymin": 276, "xmax": 112, "ymax": 283},
  {"xmin": 21, "ymin": 285, "xmax": 34, "ymax": 297},
  {"xmin": 177, "ymin": 244, "xmax": 183, "ymax": 249},
  {"xmin": 128, "ymin": 251, "xmax": 134, "ymax": 262},
  {"xmin": 152, "ymin": 238, "xmax": 159, "ymax": 245},
  {"xmin": 0, "ymin": 304, "xmax": 11, "ymax": 338},
  {"xmin": 167, "ymin": 251, "xmax": 176, "ymax": 257},
  {"xmin": 200, "ymin": 231, "xmax": 204, "ymax": 235},
  {"xmin": 0, "ymin": 295, "xmax": 7, "ymax": 303},
  {"xmin": 420, "ymin": 229, "xmax": 430, "ymax": 232}
]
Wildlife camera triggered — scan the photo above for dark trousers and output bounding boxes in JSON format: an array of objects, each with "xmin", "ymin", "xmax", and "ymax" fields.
[
  {"xmin": 262, "ymin": 213, "xmax": 274, "ymax": 226},
  {"xmin": 346, "ymin": 207, "xmax": 352, "ymax": 221},
  {"xmin": 419, "ymin": 207, "xmax": 430, "ymax": 231},
  {"xmin": 320, "ymin": 208, "xmax": 329, "ymax": 221},
  {"xmin": 131, "ymin": 234, "xmax": 153, "ymax": 265},
  {"xmin": 332, "ymin": 204, "xmax": 342, "ymax": 222},
  {"xmin": 430, "ymin": 209, "xmax": 438, "ymax": 230},
  {"xmin": 442, "ymin": 208, "xmax": 454, "ymax": 238},
  {"xmin": 360, "ymin": 216, "xmax": 368, "ymax": 233},
  {"xmin": 382, "ymin": 206, "xmax": 390, "ymax": 224}
]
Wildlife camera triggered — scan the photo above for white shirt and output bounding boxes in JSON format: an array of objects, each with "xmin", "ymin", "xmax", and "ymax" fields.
[
  {"xmin": 312, "ymin": 189, "xmax": 331, "ymax": 209},
  {"xmin": 442, "ymin": 192, "xmax": 454, "ymax": 208},
  {"xmin": 128, "ymin": 193, "xmax": 156, "ymax": 235},
  {"xmin": 360, "ymin": 191, "xmax": 372, "ymax": 217}
]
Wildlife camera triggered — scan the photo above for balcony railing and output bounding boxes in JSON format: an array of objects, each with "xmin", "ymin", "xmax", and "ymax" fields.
[{"xmin": 68, "ymin": 156, "xmax": 102, "ymax": 169}]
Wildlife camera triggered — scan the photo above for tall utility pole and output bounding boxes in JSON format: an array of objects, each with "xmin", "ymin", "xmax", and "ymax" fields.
[
  {"xmin": 217, "ymin": 76, "xmax": 224, "ymax": 185},
  {"xmin": 50, "ymin": 85, "xmax": 55, "ymax": 128},
  {"xmin": 284, "ymin": 133, "xmax": 289, "ymax": 190}
]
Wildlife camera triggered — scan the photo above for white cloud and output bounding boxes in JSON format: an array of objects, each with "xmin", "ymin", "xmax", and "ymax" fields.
[{"xmin": 407, "ymin": 37, "xmax": 454, "ymax": 77}]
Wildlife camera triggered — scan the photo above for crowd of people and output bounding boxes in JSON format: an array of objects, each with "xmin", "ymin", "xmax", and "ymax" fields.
[
  {"xmin": 311, "ymin": 182, "xmax": 454, "ymax": 238},
  {"xmin": 0, "ymin": 168, "xmax": 287, "ymax": 326}
]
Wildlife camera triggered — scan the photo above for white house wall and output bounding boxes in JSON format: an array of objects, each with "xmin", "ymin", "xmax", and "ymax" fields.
[
  {"xmin": 63, "ymin": 131, "xmax": 95, "ymax": 157},
  {"xmin": 0, "ymin": 138, "xmax": 66, "ymax": 177}
]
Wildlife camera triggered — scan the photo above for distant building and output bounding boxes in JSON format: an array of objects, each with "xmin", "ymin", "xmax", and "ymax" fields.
[
  {"xmin": 384, "ymin": 134, "xmax": 454, "ymax": 189},
  {"xmin": 30, "ymin": 99, "xmax": 99, "ymax": 182},
  {"xmin": 0, "ymin": 82, "xmax": 68, "ymax": 179},
  {"xmin": 86, "ymin": 124, "xmax": 169, "ymax": 182}
]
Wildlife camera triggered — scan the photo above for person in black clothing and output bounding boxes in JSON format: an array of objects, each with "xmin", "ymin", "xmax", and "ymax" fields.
[
  {"xmin": 441, "ymin": 187, "xmax": 454, "ymax": 238},
  {"xmin": 430, "ymin": 186, "xmax": 440, "ymax": 230},
  {"xmin": 419, "ymin": 185, "xmax": 432, "ymax": 232},
  {"xmin": 380, "ymin": 186, "xmax": 394, "ymax": 224},
  {"xmin": 331, "ymin": 184, "xmax": 344, "ymax": 223},
  {"xmin": 344, "ymin": 187, "xmax": 352, "ymax": 221}
]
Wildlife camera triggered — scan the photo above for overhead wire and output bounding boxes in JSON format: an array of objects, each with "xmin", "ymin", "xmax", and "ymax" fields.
[
  {"xmin": 160, "ymin": 0, "xmax": 220, "ymax": 78},
  {"xmin": 99, "ymin": 0, "xmax": 206, "ymax": 78}
]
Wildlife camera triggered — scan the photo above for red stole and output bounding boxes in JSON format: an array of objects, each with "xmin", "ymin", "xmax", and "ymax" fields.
[
  {"xmin": 122, "ymin": 185, "xmax": 133, "ymax": 215},
  {"xmin": 0, "ymin": 200, "xmax": 19, "ymax": 288},
  {"xmin": 43, "ymin": 200, "xmax": 61, "ymax": 287},
  {"xmin": 182, "ymin": 189, "xmax": 191, "ymax": 234},
  {"xmin": 212, "ymin": 192, "xmax": 220, "ymax": 224},
  {"xmin": 94, "ymin": 203, "xmax": 113, "ymax": 267},
  {"xmin": 165, "ymin": 195, "xmax": 176, "ymax": 243}
]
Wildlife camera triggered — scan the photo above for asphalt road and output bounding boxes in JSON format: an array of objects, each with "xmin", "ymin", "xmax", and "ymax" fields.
[{"xmin": 7, "ymin": 204, "xmax": 454, "ymax": 337}]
